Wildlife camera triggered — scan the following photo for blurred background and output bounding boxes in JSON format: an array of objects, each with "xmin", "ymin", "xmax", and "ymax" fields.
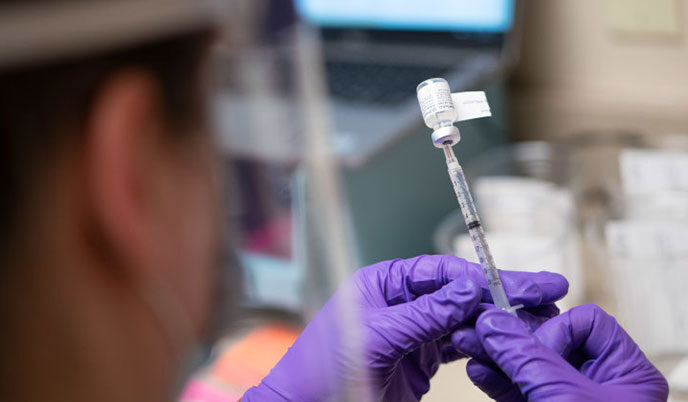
[{"xmin": 181, "ymin": 0, "xmax": 688, "ymax": 400}]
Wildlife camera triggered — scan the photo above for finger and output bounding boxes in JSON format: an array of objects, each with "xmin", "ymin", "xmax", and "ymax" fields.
[
  {"xmin": 438, "ymin": 335, "xmax": 467, "ymax": 363},
  {"xmin": 475, "ymin": 309, "xmax": 583, "ymax": 399},
  {"xmin": 533, "ymin": 303, "xmax": 662, "ymax": 383},
  {"xmin": 466, "ymin": 359, "xmax": 525, "ymax": 402},
  {"xmin": 523, "ymin": 303, "xmax": 560, "ymax": 319},
  {"xmin": 451, "ymin": 326, "xmax": 489, "ymax": 361},
  {"xmin": 534, "ymin": 303, "xmax": 626, "ymax": 360},
  {"xmin": 517, "ymin": 307, "xmax": 552, "ymax": 331},
  {"xmin": 373, "ymin": 255, "xmax": 569, "ymax": 308},
  {"xmin": 475, "ymin": 302, "xmax": 559, "ymax": 330},
  {"xmin": 441, "ymin": 345, "xmax": 467, "ymax": 363},
  {"xmin": 374, "ymin": 279, "xmax": 481, "ymax": 359},
  {"xmin": 375, "ymin": 255, "xmax": 475, "ymax": 305},
  {"xmin": 451, "ymin": 304, "xmax": 550, "ymax": 361},
  {"xmin": 432, "ymin": 255, "xmax": 569, "ymax": 306},
  {"xmin": 493, "ymin": 270, "xmax": 568, "ymax": 308}
]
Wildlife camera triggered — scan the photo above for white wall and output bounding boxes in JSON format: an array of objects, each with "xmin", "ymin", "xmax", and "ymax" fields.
[{"xmin": 510, "ymin": 0, "xmax": 688, "ymax": 140}]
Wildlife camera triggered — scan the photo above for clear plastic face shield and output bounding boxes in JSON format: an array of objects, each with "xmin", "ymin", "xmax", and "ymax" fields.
[
  {"xmin": 211, "ymin": 6, "xmax": 371, "ymax": 398},
  {"xmin": 209, "ymin": 3, "xmax": 370, "ymax": 398},
  {"xmin": 0, "ymin": 0, "xmax": 368, "ymax": 398}
]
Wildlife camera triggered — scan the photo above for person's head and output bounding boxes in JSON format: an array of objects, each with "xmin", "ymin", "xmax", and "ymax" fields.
[{"xmin": 0, "ymin": 1, "xmax": 227, "ymax": 400}]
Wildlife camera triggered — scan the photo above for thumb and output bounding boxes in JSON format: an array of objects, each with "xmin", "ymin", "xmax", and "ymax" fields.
[
  {"xmin": 475, "ymin": 309, "xmax": 587, "ymax": 400},
  {"xmin": 376, "ymin": 279, "xmax": 481, "ymax": 358}
]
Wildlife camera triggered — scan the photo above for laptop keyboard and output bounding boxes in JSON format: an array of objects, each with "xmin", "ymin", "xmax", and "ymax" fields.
[{"xmin": 325, "ymin": 61, "xmax": 453, "ymax": 105}]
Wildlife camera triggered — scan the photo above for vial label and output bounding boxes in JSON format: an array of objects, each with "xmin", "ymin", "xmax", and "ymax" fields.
[
  {"xmin": 417, "ymin": 85, "xmax": 454, "ymax": 122},
  {"xmin": 416, "ymin": 79, "xmax": 456, "ymax": 128},
  {"xmin": 416, "ymin": 78, "xmax": 491, "ymax": 135}
]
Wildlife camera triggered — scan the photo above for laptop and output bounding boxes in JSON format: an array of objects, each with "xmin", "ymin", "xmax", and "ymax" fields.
[
  {"xmin": 214, "ymin": 1, "xmax": 516, "ymax": 167},
  {"xmin": 295, "ymin": 0, "xmax": 517, "ymax": 166}
]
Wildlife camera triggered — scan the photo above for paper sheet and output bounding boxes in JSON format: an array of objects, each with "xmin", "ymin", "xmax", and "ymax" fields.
[{"xmin": 451, "ymin": 91, "xmax": 492, "ymax": 122}]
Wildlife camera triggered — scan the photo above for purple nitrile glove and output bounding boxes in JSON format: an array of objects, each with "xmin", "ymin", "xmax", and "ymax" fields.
[
  {"xmin": 242, "ymin": 255, "xmax": 568, "ymax": 402},
  {"xmin": 449, "ymin": 302, "xmax": 561, "ymax": 367},
  {"xmin": 466, "ymin": 303, "xmax": 669, "ymax": 402}
]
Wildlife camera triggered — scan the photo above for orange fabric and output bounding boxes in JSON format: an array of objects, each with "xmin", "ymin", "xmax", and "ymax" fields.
[
  {"xmin": 211, "ymin": 325, "xmax": 301, "ymax": 388},
  {"xmin": 180, "ymin": 379, "xmax": 241, "ymax": 402}
]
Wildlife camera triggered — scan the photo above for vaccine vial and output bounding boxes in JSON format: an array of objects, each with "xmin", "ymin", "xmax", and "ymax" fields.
[{"xmin": 416, "ymin": 78, "xmax": 461, "ymax": 147}]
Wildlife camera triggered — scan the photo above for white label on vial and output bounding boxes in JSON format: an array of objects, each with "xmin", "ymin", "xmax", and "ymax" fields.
[
  {"xmin": 452, "ymin": 91, "xmax": 492, "ymax": 122},
  {"xmin": 417, "ymin": 84, "xmax": 454, "ymax": 121}
]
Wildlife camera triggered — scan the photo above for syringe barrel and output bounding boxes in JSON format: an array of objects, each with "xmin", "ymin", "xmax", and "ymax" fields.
[{"xmin": 443, "ymin": 146, "xmax": 519, "ymax": 315}]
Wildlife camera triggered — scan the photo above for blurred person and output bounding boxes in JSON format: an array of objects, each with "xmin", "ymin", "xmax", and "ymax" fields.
[
  {"xmin": 0, "ymin": 1, "xmax": 223, "ymax": 401},
  {"xmin": 0, "ymin": 1, "xmax": 668, "ymax": 402}
]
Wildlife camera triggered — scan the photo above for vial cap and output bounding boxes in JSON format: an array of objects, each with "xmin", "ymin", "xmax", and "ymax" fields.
[{"xmin": 431, "ymin": 126, "xmax": 461, "ymax": 148}]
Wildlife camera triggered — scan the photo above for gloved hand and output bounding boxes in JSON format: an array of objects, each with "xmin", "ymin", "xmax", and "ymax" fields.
[
  {"xmin": 242, "ymin": 255, "xmax": 568, "ymax": 401},
  {"xmin": 465, "ymin": 303, "xmax": 669, "ymax": 402}
]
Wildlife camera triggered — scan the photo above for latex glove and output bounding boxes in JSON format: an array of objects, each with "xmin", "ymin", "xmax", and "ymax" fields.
[
  {"xmin": 466, "ymin": 303, "xmax": 669, "ymax": 402},
  {"xmin": 242, "ymin": 255, "xmax": 568, "ymax": 402}
]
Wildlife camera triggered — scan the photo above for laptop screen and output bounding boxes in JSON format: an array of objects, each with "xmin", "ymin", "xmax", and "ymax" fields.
[{"xmin": 295, "ymin": 0, "xmax": 514, "ymax": 33}]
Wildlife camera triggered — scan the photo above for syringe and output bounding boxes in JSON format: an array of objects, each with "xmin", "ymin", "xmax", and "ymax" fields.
[
  {"xmin": 442, "ymin": 144, "xmax": 521, "ymax": 315},
  {"xmin": 416, "ymin": 78, "xmax": 521, "ymax": 315}
]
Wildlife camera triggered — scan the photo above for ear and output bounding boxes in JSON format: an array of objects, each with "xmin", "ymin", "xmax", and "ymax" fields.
[{"xmin": 84, "ymin": 69, "xmax": 164, "ymax": 278}]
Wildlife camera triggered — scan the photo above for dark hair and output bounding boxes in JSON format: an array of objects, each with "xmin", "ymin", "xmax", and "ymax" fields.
[{"xmin": 0, "ymin": 29, "xmax": 214, "ymax": 257}]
